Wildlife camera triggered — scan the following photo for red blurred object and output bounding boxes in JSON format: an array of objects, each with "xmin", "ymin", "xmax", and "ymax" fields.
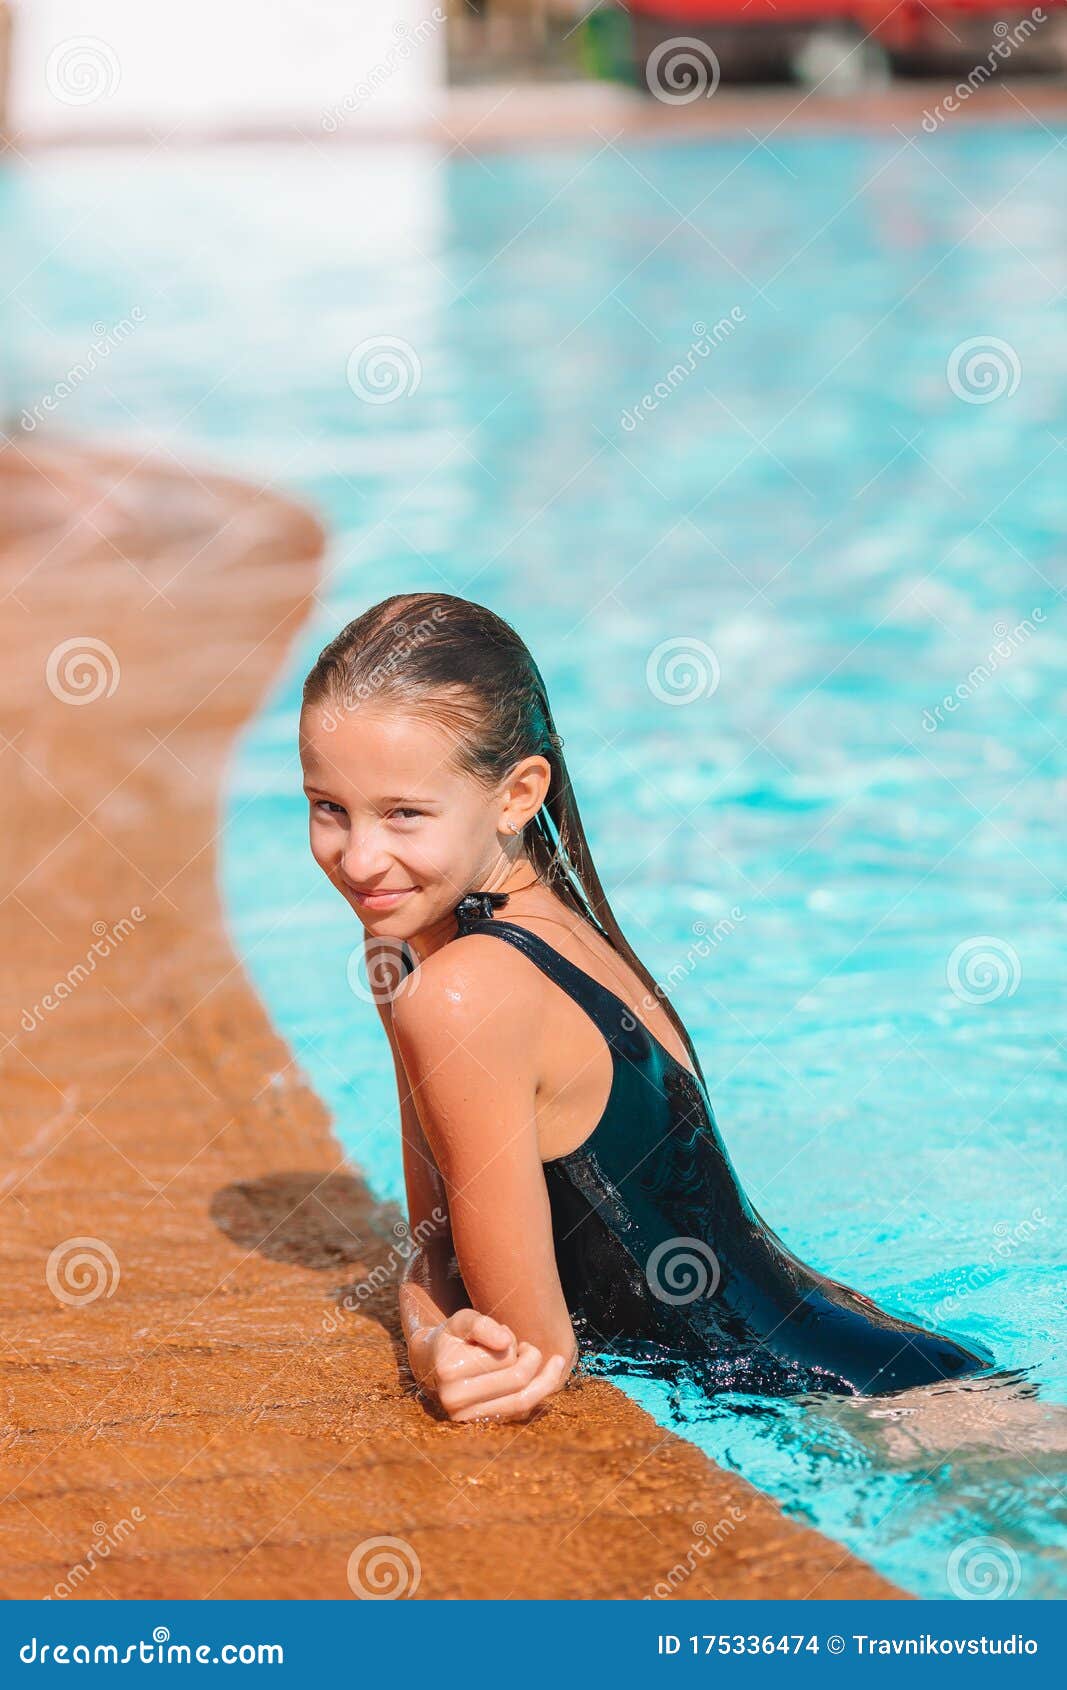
[{"xmin": 627, "ymin": 0, "xmax": 1061, "ymax": 52}]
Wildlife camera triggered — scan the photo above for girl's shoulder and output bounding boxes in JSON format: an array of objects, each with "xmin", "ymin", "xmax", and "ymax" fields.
[
  {"xmin": 390, "ymin": 933, "xmax": 547, "ymax": 1176},
  {"xmin": 390, "ymin": 929, "xmax": 545, "ymax": 1070}
]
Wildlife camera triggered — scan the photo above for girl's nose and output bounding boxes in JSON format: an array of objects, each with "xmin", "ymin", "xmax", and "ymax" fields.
[{"xmin": 341, "ymin": 829, "xmax": 391, "ymax": 884}]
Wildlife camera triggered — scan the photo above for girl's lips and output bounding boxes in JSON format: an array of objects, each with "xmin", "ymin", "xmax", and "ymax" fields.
[{"xmin": 350, "ymin": 887, "xmax": 415, "ymax": 910}]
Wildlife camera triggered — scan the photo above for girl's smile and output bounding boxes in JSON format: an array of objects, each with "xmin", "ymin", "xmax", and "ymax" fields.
[{"xmin": 345, "ymin": 885, "xmax": 417, "ymax": 911}]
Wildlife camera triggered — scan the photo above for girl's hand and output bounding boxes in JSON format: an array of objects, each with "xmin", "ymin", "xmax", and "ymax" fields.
[
  {"xmin": 417, "ymin": 1309, "xmax": 570, "ymax": 1424},
  {"xmin": 440, "ymin": 1339, "xmax": 570, "ymax": 1424}
]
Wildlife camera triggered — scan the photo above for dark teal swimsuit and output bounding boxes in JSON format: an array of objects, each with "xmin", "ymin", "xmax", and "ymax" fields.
[{"xmin": 438, "ymin": 892, "xmax": 996, "ymax": 1399}]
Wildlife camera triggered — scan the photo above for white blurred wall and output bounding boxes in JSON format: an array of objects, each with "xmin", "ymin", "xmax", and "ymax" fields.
[{"xmin": 9, "ymin": 0, "xmax": 446, "ymax": 137}]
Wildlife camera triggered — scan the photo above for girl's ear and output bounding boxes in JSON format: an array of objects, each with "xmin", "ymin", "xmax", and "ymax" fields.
[{"xmin": 502, "ymin": 754, "xmax": 551, "ymax": 830}]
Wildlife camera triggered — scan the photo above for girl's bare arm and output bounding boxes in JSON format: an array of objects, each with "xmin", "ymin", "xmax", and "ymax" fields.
[
  {"xmin": 368, "ymin": 955, "xmax": 463, "ymax": 1378},
  {"xmin": 371, "ymin": 943, "xmax": 565, "ymax": 1417},
  {"xmin": 389, "ymin": 935, "xmax": 580, "ymax": 1382}
]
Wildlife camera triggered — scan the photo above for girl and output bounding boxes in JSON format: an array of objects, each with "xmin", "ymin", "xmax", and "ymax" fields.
[{"xmin": 299, "ymin": 592, "xmax": 995, "ymax": 1425}]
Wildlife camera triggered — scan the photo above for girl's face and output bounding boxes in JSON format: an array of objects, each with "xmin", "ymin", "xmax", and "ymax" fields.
[{"xmin": 299, "ymin": 701, "xmax": 508, "ymax": 936}]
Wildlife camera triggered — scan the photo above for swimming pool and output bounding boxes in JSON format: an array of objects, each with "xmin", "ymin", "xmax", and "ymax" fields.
[{"xmin": 4, "ymin": 128, "xmax": 1064, "ymax": 1598}]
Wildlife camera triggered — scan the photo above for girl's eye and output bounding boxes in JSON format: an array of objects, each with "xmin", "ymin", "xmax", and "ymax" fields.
[
  {"xmin": 390, "ymin": 808, "xmax": 422, "ymax": 822},
  {"xmin": 314, "ymin": 799, "xmax": 346, "ymax": 816}
]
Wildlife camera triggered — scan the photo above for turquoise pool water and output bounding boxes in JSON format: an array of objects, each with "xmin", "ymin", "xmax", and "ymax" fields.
[{"xmin": 4, "ymin": 131, "xmax": 1064, "ymax": 1599}]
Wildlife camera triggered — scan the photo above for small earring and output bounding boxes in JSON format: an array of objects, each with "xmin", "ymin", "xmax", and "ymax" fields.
[{"xmin": 506, "ymin": 820, "xmax": 519, "ymax": 834}]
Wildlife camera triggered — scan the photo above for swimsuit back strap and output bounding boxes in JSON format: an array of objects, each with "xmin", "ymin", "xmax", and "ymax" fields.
[{"xmin": 453, "ymin": 917, "xmax": 635, "ymax": 1050}]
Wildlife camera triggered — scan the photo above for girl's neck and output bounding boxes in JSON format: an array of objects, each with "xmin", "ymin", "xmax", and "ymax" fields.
[{"xmin": 407, "ymin": 856, "xmax": 546, "ymax": 966}]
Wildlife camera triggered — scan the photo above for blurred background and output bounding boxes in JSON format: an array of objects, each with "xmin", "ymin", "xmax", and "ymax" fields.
[{"xmin": 2, "ymin": 0, "xmax": 1067, "ymax": 140}]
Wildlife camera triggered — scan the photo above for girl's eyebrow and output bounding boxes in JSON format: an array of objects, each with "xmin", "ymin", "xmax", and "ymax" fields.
[{"xmin": 302, "ymin": 785, "xmax": 438, "ymax": 804}]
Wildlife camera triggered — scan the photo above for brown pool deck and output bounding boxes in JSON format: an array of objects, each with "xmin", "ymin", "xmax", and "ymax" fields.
[{"xmin": 0, "ymin": 441, "xmax": 901, "ymax": 1599}]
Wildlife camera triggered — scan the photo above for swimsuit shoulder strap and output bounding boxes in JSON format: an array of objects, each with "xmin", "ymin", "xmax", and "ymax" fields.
[{"xmin": 451, "ymin": 916, "xmax": 640, "ymax": 1051}]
